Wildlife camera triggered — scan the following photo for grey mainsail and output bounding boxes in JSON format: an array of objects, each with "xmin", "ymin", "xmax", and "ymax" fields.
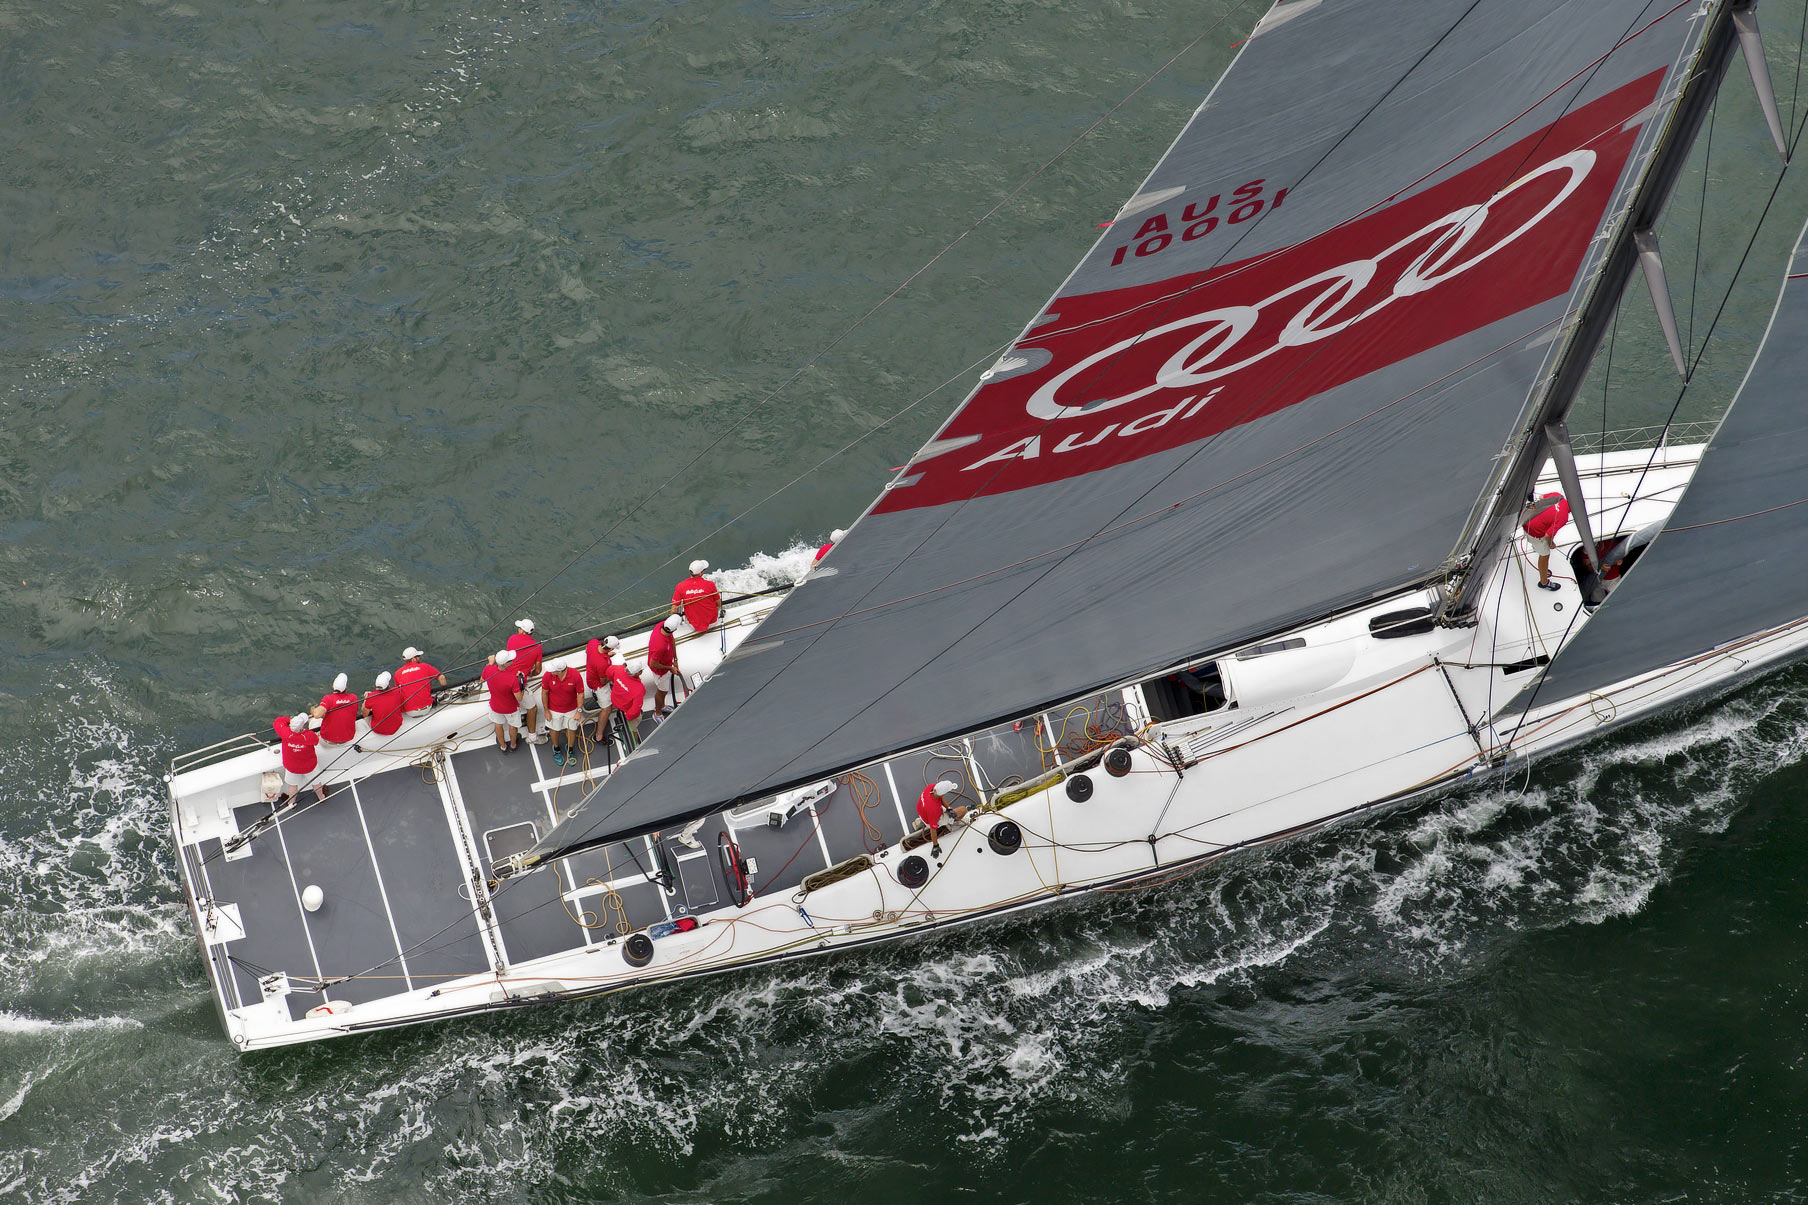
[
  {"xmin": 1500, "ymin": 213, "xmax": 1808, "ymax": 714},
  {"xmin": 537, "ymin": 0, "xmax": 1713, "ymax": 859}
]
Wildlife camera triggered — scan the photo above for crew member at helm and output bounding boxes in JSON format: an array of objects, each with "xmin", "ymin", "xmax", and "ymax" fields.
[
  {"xmin": 672, "ymin": 560, "xmax": 721, "ymax": 633},
  {"xmin": 1522, "ymin": 492, "xmax": 1572, "ymax": 592}
]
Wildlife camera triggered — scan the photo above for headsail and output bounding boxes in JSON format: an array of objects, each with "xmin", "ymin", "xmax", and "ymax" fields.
[
  {"xmin": 538, "ymin": 0, "xmax": 1713, "ymax": 859},
  {"xmin": 1500, "ymin": 213, "xmax": 1808, "ymax": 713}
]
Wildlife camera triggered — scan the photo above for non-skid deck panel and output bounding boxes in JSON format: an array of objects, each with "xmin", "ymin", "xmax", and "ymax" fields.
[
  {"xmin": 274, "ymin": 791, "xmax": 414, "ymax": 1007},
  {"xmin": 967, "ymin": 720, "xmax": 1053, "ymax": 793},
  {"xmin": 353, "ymin": 764, "xmax": 491, "ymax": 985},
  {"xmin": 201, "ymin": 809, "xmax": 322, "ymax": 1009},
  {"xmin": 448, "ymin": 744, "xmax": 545, "ymax": 854},
  {"xmin": 560, "ymin": 876, "xmax": 670, "ymax": 941},
  {"xmin": 812, "ymin": 777, "xmax": 902, "ymax": 861}
]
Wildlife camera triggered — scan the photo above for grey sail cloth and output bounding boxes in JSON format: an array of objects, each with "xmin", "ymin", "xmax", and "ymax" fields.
[
  {"xmin": 1498, "ymin": 213, "xmax": 1808, "ymax": 715},
  {"xmin": 538, "ymin": 0, "xmax": 1708, "ymax": 857}
]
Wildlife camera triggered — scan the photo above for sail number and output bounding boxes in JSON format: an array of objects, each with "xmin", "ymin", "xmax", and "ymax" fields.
[{"xmin": 1106, "ymin": 179, "xmax": 1288, "ymax": 266}]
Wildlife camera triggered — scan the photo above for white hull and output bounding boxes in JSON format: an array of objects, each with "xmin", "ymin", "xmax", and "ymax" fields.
[{"xmin": 170, "ymin": 443, "xmax": 1804, "ymax": 1050}]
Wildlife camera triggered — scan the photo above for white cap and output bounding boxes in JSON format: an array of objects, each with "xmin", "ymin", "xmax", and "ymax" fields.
[
  {"xmin": 663, "ymin": 615, "xmax": 681, "ymax": 631},
  {"xmin": 291, "ymin": 712, "xmax": 311, "ymax": 731},
  {"xmin": 496, "ymin": 648, "xmax": 516, "ymax": 666},
  {"xmin": 516, "ymin": 618, "xmax": 535, "ymax": 632},
  {"xmin": 626, "ymin": 659, "xmax": 644, "ymax": 675},
  {"xmin": 831, "ymin": 529, "xmax": 847, "ymax": 542},
  {"xmin": 332, "ymin": 672, "xmax": 348, "ymax": 692},
  {"xmin": 403, "ymin": 646, "xmax": 424, "ymax": 660},
  {"xmin": 689, "ymin": 559, "xmax": 709, "ymax": 574},
  {"xmin": 933, "ymin": 780, "xmax": 957, "ymax": 797},
  {"xmin": 603, "ymin": 635, "xmax": 620, "ymax": 651},
  {"xmin": 375, "ymin": 671, "xmax": 392, "ymax": 689},
  {"xmin": 301, "ymin": 884, "xmax": 324, "ymax": 913}
]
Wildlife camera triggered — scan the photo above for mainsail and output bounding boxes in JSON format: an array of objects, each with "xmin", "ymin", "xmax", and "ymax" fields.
[
  {"xmin": 1502, "ymin": 213, "xmax": 1808, "ymax": 713},
  {"xmin": 538, "ymin": 0, "xmax": 1715, "ymax": 859}
]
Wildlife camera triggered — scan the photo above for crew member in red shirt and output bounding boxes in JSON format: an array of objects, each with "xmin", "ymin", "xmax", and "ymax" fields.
[
  {"xmin": 541, "ymin": 662, "xmax": 585, "ymax": 768},
  {"xmin": 585, "ymin": 634, "xmax": 621, "ymax": 743},
  {"xmin": 915, "ymin": 779, "xmax": 968, "ymax": 859},
  {"xmin": 608, "ymin": 660, "xmax": 647, "ymax": 751},
  {"xmin": 317, "ymin": 673, "xmax": 360, "ymax": 745},
  {"xmin": 363, "ymin": 671, "xmax": 406, "ymax": 739},
  {"xmin": 481, "ymin": 649, "xmax": 526, "ymax": 753},
  {"xmin": 813, "ymin": 528, "xmax": 847, "ymax": 566},
  {"xmin": 507, "ymin": 618, "xmax": 546, "ymax": 743},
  {"xmin": 395, "ymin": 647, "xmax": 446, "ymax": 715},
  {"xmin": 273, "ymin": 712, "xmax": 328, "ymax": 807},
  {"xmin": 647, "ymin": 614, "xmax": 681, "ymax": 716},
  {"xmin": 672, "ymin": 560, "xmax": 721, "ymax": 633},
  {"xmin": 1522, "ymin": 492, "xmax": 1572, "ymax": 592}
]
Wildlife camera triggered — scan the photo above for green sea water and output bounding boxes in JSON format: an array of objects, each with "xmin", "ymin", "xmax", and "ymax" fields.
[{"xmin": 5, "ymin": 1, "xmax": 1808, "ymax": 1200}]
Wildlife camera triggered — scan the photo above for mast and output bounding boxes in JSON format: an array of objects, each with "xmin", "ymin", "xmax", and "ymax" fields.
[{"xmin": 1440, "ymin": 0, "xmax": 1746, "ymax": 621}]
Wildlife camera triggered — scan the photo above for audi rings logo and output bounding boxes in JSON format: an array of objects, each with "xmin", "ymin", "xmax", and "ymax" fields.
[{"xmin": 1027, "ymin": 150, "xmax": 1595, "ymax": 421}]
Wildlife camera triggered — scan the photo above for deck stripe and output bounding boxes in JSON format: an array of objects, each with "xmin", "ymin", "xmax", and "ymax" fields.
[
  {"xmin": 349, "ymin": 782, "xmax": 415, "ymax": 992},
  {"xmin": 881, "ymin": 761, "xmax": 911, "ymax": 831},
  {"xmin": 270, "ymin": 816, "xmax": 326, "ymax": 987}
]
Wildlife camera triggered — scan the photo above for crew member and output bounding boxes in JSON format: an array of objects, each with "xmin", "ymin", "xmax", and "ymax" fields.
[
  {"xmin": 813, "ymin": 528, "xmax": 847, "ymax": 566},
  {"xmin": 273, "ymin": 711, "xmax": 328, "ymax": 807},
  {"xmin": 672, "ymin": 560, "xmax": 721, "ymax": 633},
  {"xmin": 1522, "ymin": 492, "xmax": 1571, "ymax": 592},
  {"xmin": 482, "ymin": 649, "xmax": 525, "ymax": 753},
  {"xmin": 915, "ymin": 778, "xmax": 968, "ymax": 858},
  {"xmin": 395, "ymin": 647, "xmax": 446, "ymax": 715},
  {"xmin": 507, "ymin": 618, "xmax": 546, "ymax": 742},
  {"xmin": 363, "ymin": 671, "xmax": 405, "ymax": 739},
  {"xmin": 585, "ymin": 634, "xmax": 621, "ymax": 743},
  {"xmin": 542, "ymin": 660, "xmax": 585, "ymax": 767},
  {"xmin": 317, "ymin": 673, "xmax": 360, "ymax": 745},
  {"xmin": 647, "ymin": 614, "xmax": 681, "ymax": 716},
  {"xmin": 608, "ymin": 659, "xmax": 647, "ymax": 751}
]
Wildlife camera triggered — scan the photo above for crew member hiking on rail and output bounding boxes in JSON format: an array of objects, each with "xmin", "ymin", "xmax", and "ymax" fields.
[
  {"xmin": 1522, "ymin": 492, "xmax": 1571, "ymax": 592},
  {"xmin": 317, "ymin": 673, "xmax": 359, "ymax": 745},
  {"xmin": 648, "ymin": 614, "xmax": 681, "ymax": 717},
  {"xmin": 814, "ymin": 528, "xmax": 846, "ymax": 565},
  {"xmin": 363, "ymin": 671, "xmax": 406, "ymax": 739},
  {"xmin": 482, "ymin": 649, "xmax": 526, "ymax": 753},
  {"xmin": 395, "ymin": 647, "xmax": 446, "ymax": 715},
  {"xmin": 274, "ymin": 711, "xmax": 328, "ymax": 806},
  {"xmin": 673, "ymin": 560, "xmax": 721, "ymax": 633},
  {"xmin": 507, "ymin": 618, "xmax": 546, "ymax": 742}
]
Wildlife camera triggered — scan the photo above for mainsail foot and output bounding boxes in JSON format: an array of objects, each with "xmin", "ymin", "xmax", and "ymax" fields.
[{"xmin": 1733, "ymin": 1, "xmax": 1789, "ymax": 160}]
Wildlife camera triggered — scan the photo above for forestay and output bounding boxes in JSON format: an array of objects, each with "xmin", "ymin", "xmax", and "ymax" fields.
[
  {"xmin": 1502, "ymin": 213, "xmax": 1808, "ymax": 713},
  {"xmin": 540, "ymin": 0, "xmax": 1712, "ymax": 857}
]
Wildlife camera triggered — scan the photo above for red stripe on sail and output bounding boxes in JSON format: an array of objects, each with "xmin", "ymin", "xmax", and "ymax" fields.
[{"xmin": 878, "ymin": 70, "xmax": 1664, "ymax": 515}]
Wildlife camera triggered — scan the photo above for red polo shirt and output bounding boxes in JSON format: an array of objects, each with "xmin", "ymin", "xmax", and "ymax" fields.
[
  {"xmin": 608, "ymin": 665, "xmax": 645, "ymax": 721},
  {"xmin": 585, "ymin": 638, "xmax": 614, "ymax": 691},
  {"xmin": 482, "ymin": 663, "xmax": 524, "ymax": 716},
  {"xmin": 814, "ymin": 542, "xmax": 834, "ymax": 565},
  {"xmin": 506, "ymin": 632, "xmax": 544, "ymax": 676},
  {"xmin": 672, "ymin": 575, "xmax": 720, "ymax": 632},
  {"xmin": 364, "ymin": 686, "xmax": 406, "ymax": 736},
  {"xmin": 916, "ymin": 784, "xmax": 948, "ymax": 830},
  {"xmin": 318, "ymin": 690, "xmax": 359, "ymax": 744},
  {"xmin": 274, "ymin": 715, "xmax": 319, "ymax": 774},
  {"xmin": 648, "ymin": 624, "xmax": 678, "ymax": 677},
  {"xmin": 543, "ymin": 667, "xmax": 583, "ymax": 714},
  {"xmin": 395, "ymin": 660, "xmax": 440, "ymax": 711}
]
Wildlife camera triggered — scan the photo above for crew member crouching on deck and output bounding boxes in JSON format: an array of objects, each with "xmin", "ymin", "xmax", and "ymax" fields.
[
  {"xmin": 274, "ymin": 711, "xmax": 328, "ymax": 806},
  {"xmin": 915, "ymin": 778, "xmax": 969, "ymax": 858}
]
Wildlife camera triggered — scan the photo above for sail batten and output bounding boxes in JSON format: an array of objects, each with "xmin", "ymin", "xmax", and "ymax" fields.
[{"xmin": 533, "ymin": 0, "xmax": 1717, "ymax": 861}]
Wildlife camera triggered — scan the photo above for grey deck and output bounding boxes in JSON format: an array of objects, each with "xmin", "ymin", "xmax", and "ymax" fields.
[{"xmin": 181, "ymin": 693, "xmax": 1132, "ymax": 1019}]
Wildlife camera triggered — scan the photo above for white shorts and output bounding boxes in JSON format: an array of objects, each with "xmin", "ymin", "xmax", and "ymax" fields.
[
  {"xmin": 520, "ymin": 684, "xmax": 542, "ymax": 710},
  {"xmin": 489, "ymin": 708, "xmax": 519, "ymax": 730},
  {"xmin": 547, "ymin": 708, "xmax": 578, "ymax": 732},
  {"xmin": 282, "ymin": 766, "xmax": 312, "ymax": 788},
  {"xmin": 649, "ymin": 670, "xmax": 673, "ymax": 692},
  {"xmin": 1526, "ymin": 533, "xmax": 1555, "ymax": 556}
]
